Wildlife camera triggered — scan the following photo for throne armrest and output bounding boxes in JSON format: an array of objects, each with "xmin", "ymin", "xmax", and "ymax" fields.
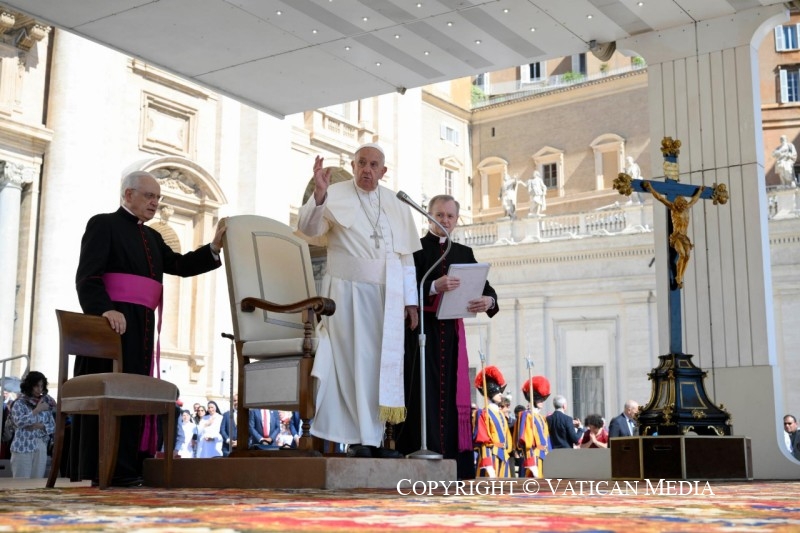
[{"xmin": 241, "ymin": 296, "xmax": 335, "ymax": 319}]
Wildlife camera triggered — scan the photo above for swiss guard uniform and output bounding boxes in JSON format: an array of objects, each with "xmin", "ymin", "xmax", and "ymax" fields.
[
  {"xmin": 514, "ymin": 376, "xmax": 552, "ymax": 478},
  {"xmin": 472, "ymin": 366, "xmax": 512, "ymax": 478}
]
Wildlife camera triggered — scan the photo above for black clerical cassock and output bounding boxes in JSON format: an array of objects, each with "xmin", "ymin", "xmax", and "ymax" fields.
[
  {"xmin": 396, "ymin": 231, "xmax": 498, "ymax": 479},
  {"xmin": 73, "ymin": 207, "xmax": 220, "ymax": 482}
]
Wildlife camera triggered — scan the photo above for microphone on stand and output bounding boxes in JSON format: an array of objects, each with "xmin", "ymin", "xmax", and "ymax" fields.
[
  {"xmin": 396, "ymin": 190, "xmax": 449, "ymax": 460},
  {"xmin": 221, "ymin": 333, "xmax": 234, "ymax": 340}
]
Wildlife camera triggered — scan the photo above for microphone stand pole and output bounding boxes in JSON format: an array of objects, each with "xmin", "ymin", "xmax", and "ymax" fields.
[
  {"xmin": 408, "ymin": 223, "xmax": 450, "ymax": 460},
  {"xmin": 397, "ymin": 192, "xmax": 449, "ymax": 460}
]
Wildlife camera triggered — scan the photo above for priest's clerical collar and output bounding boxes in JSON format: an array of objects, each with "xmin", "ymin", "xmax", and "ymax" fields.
[
  {"xmin": 438, "ymin": 236, "xmax": 447, "ymax": 244},
  {"xmin": 353, "ymin": 181, "xmax": 379, "ymax": 196},
  {"xmin": 121, "ymin": 204, "xmax": 144, "ymax": 224}
]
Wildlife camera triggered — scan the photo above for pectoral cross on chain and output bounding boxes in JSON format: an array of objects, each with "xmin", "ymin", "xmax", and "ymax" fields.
[
  {"xmin": 613, "ymin": 137, "xmax": 729, "ymax": 355},
  {"xmin": 370, "ymin": 228, "xmax": 382, "ymax": 249}
]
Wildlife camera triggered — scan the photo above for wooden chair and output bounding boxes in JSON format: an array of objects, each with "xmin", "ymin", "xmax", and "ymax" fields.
[
  {"xmin": 222, "ymin": 215, "xmax": 335, "ymax": 455},
  {"xmin": 47, "ymin": 310, "xmax": 177, "ymax": 489}
]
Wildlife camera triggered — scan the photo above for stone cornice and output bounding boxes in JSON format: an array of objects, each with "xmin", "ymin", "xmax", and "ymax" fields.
[
  {"xmin": 471, "ymin": 69, "xmax": 647, "ymax": 122},
  {"xmin": 486, "ymin": 245, "xmax": 655, "ymax": 268},
  {"xmin": 0, "ymin": 8, "xmax": 50, "ymax": 51},
  {"xmin": 130, "ymin": 59, "xmax": 217, "ymax": 100},
  {"xmin": 0, "ymin": 117, "xmax": 52, "ymax": 157},
  {"xmin": 421, "ymin": 89, "xmax": 472, "ymax": 120}
]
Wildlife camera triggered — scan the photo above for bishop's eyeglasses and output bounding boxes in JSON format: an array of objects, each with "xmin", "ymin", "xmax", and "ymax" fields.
[{"xmin": 135, "ymin": 189, "xmax": 163, "ymax": 202}]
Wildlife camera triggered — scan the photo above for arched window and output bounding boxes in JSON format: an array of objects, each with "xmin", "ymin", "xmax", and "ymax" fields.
[
  {"xmin": 477, "ymin": 156, "xmax": 509, "ymax": 214},
  {"xmin": 137, "ymin": 156, "xmax": 226, "ymax": 382},
  {"xmin": 531, "ymin": 146, "xmax": 565, "ymax": 197},
  {"xmin": 589, "ymin": 134, "xmax": 625, "ymax": 190},
  {"xmin": 440, "ymin": 155, "xmax": 462, "ymax": 197}
]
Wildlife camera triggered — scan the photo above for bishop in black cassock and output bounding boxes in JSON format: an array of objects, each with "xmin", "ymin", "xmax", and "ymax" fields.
[
  {"xmin": 395, "ymin": 195, "xmax": 498, "ymax": 479},
  {"xmin": 73, "ymin": 170, "xmax": 223, "ymax": 485}
]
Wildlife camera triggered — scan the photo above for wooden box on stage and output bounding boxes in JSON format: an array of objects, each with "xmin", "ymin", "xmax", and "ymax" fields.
[{"xmin": 610, "ymin": 436, "xmax": 752, "ymax": 480}]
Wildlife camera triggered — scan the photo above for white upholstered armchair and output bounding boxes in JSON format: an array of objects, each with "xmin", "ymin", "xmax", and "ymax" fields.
[{"xmin": 222, "ymin": 215, "xmax": 334, "ymax": 454}]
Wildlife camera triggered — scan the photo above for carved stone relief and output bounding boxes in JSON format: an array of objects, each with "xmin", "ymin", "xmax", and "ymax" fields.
[
  {"xmin": 0, "ymin": 160, "xmax": 31, "ymax": 190},
  {"xmin": 140, "ymin": 92, "xmax": 196, "ymax": 157},
  {"xmin": 151, "ymin": 167, "xmax": 200, "ymax": 197}
]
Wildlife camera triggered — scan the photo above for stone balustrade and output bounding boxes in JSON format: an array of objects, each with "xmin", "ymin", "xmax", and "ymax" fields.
[{"xmin": 451, "ymin": 186, "xmax": 799, "ymax": 248}]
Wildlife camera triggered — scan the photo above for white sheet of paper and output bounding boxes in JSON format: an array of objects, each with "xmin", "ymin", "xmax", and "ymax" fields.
[{"xmin": 436, "ymin": 263, "xmax": 490, "ymax": 320}]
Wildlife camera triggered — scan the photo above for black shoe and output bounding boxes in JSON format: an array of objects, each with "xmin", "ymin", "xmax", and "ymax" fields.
[
  {"xmin": 371, "ymin": 446, "xmax": 403, "ymax": 459},
  {"xmin": 346, "ymin": 444, "xmax": 372, "ymax": 458},
  {"xmin": 110, "ymin": 476, "xmax": 144, "ymax": 487}
]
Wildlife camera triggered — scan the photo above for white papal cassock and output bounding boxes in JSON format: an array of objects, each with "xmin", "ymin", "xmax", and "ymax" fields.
[{"xmin": 297, "ymin": 180, "xmax": 420, "ymax": 447}]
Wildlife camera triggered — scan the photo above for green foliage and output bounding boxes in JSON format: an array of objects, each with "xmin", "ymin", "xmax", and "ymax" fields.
[
  {"xmin": 632, "ymin": 56, "xmax": 646, "ymax": 67},
  {"xmin": 562, "ymin": 71, "xmax": 585, "ymax": 83},
  {"xmin": 471, "ymin": 84, "xmax": 487, "ymax": 105}
]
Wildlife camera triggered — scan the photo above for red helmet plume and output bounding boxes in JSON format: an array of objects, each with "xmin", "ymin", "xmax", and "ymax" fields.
[
  {"xmin": 522, "ymin": 376, "xmax": 551, "ymax": 402},
  {"xmin": 475, "ymin": 365, "xmax": 507, "ymax": 396}
]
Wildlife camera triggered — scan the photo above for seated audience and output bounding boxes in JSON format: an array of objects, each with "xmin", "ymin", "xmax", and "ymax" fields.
[
  {"xmin": 579, "ymin": 414, "xmax": 609, "ymax": 449},
  {"xmin": 196, "ymin": 401, "xmax": 223, "ymax": 458}
]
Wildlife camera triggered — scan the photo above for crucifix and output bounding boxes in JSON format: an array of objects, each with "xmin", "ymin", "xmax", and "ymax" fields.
[
  {"xmin": 614, "ymin": 137, "xmax": 729, "ymax": 354},
  {"xmin": 369, "ymin": 229, "xmax": 382, "ymax": 249},
  {"xmin": 614, "ymin": 137, "xmax": 732, "ymax": 436}
]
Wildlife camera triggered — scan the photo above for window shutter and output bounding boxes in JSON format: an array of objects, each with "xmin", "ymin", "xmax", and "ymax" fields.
[
  {"xmin": 780, "ymin": 69, "xmax": 789, "ymax": 103},
  {"xmin": 776, "ymin": 26, "xmax": 785, "ymax": 51},
  {"xmin": 454, "ymin": 130, "xmax": 460, "ymax": 146},
  {"xmin": 440, "ymin": 124, "xmax": 446, "ymax": 140},
  {"xmin": 520, "ymin": 64, "xmax": 530, "ymax": 83}
]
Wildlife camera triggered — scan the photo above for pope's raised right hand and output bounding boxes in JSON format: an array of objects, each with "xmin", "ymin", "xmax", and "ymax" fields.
[{"xmin": 312, "ymin": 155, "xmax": 331, "ymax": 205}]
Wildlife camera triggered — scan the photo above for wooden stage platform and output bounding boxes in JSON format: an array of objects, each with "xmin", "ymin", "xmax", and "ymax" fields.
[{"xmin": 143, "ymin": 456, "xmax": 457, "ymax": 489}]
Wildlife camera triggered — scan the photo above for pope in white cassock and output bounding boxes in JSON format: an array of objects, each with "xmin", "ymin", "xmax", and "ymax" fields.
[{"xmin": 296, "ymin": 143, "xmax": 421, "ymax": 458}]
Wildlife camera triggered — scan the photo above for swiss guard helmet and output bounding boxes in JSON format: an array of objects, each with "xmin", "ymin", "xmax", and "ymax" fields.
[
  {"xmin": 475, "ymin": 366, "xmax": 507, "ymax": 398},
  {"xmin": 522, "ymin": 376, "xmax": 551, "ymax": 405}
]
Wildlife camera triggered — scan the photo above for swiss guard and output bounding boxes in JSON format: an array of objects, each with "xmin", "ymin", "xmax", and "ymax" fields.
[
  {"xmin": 473, "ymin": 365, "xmax": 512, "ymax": 477},
  {"xmin": 515, "ymin": 376, "xmax": 552, "ymax": 478}
]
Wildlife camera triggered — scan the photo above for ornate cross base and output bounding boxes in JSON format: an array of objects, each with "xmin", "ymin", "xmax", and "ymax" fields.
[{"xmin": 638, "ymin": 352, "xmax": 732, "ymax": 436}]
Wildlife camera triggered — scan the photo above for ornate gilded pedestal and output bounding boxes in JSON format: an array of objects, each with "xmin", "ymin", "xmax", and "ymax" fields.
[{"xmin": 638, "ymin": 352, "xmax": 732, "ymax": 436}]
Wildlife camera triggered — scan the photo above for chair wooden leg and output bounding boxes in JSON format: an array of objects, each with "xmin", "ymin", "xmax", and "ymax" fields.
[
  {"xmin": 97, "ymin": 406, "xmax": 120, "ymax": 490},
  {"xmin": 232, "ymin": 365, "xmax": 248, "ymax": 456},
  {"xmin": 163, "ymin": 406, "xmax": 174, "ymax": 488},
  {"xmin": 385, "ymin": 422, "xmax": 396, "ymax": 450},
  {"xmin": 46, "ymin": 412, "xmax": 67, "ymax": 488}
]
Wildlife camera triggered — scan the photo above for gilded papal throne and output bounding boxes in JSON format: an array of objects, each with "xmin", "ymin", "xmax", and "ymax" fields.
[{"xmin": 222, "ymin": 215, "xmax": 334, "ymax": 454}]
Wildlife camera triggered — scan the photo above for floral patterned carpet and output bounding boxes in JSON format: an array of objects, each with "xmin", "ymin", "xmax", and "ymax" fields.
[{"xmin": 0, "ymin": 480, "xmax": 798, "ymax": 532}]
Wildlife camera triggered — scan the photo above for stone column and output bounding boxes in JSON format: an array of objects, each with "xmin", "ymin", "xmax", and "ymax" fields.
[
  {"xmin": 31, "ymin": 32, "xmax": 131, "ymax": 381},
  {"xmin": 0, "ymin": 161, "xmax": 31, "ymax": 357},
  {"xmin": 619, "ymin": 4, "xmax": 798, "ymax": 478}
]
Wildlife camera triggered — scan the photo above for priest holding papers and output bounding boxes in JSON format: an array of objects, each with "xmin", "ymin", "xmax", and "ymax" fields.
[{"xmin": 395, "ymin": 194, "xmax": 498, "ymax": 479}]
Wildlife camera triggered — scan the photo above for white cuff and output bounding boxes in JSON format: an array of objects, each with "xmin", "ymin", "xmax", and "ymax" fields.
[{"xmin": 403, "ymin": 265, "xmax": 418, "ymax": 306}]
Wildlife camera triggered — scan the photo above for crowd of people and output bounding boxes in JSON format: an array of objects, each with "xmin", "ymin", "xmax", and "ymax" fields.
[{"xmin": 170, "ymin": 395, "xmax": 302, "ymax": 459}]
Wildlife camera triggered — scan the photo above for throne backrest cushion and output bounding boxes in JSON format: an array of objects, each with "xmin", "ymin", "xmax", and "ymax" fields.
[{"xmin": 223, "ymin": 215, "xmax": 317, "ymax": 344}]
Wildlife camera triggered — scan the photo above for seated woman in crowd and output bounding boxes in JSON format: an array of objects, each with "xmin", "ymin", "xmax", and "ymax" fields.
[{"xmin": 579, "ymin": 413, "xmax": 609, "ymax": 449}]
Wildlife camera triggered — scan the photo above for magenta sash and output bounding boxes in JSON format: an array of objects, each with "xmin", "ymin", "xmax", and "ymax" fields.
[
  {"xmin": 425, "ymin": 292, "xmax": 472, "ymax": 452},
  {"xmin": 456, "ymin": 318, "xmax": 472, "ymax": 452},
  {"xmin": 102, "ymin": 272, "xmax": 164, "ymax": 455}
]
